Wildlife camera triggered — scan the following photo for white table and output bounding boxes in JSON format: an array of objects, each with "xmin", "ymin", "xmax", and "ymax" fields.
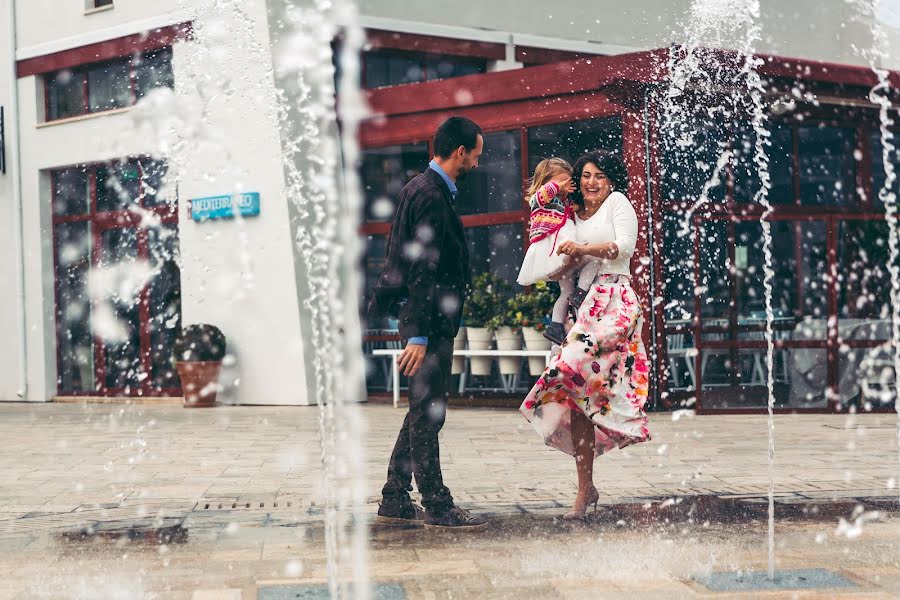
[{"xmin": 372, "ymin": 348, "xmax": 553, "ymax": 408}]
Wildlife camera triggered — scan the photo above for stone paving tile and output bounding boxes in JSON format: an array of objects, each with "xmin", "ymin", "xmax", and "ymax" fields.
[{"xmin": 1, "ymin": 404, "xmax": 899, "ymax": 598}]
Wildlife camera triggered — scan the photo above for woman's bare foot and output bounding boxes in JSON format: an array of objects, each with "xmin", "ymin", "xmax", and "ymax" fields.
[{"xmin": 563, "ymin": 485, "xmax": 599, "ymax": 521}]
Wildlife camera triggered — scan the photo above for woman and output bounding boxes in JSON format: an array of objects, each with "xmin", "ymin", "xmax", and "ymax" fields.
[{"xmin": 520, "ymin": 151, "xmax": 651, "ymax": 520}]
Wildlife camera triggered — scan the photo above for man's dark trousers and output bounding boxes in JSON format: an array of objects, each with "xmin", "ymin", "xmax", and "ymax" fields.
[{"xmin": 381, "ymin": 336, "xmax": 454, "ymax": 513}]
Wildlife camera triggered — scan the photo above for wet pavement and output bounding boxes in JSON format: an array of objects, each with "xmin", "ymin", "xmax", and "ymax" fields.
[{"xmin": 1, "ymin": 402, "xmax": 899, "ymax": 598}]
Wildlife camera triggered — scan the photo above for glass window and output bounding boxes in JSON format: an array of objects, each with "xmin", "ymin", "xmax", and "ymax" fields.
[
  {"xmin": 840, "ymin": 344, "xmax": 895, "ymax": 411},
  {"xmin": 96, "ymin": 162, "xmax": 141, "ymax": 212},
  {"xmin": 147, "ymin": 224, "xmax": 181, "ymax": 390},
  {"xmin": 837, "ymin": 220, "xmax": 898, "ymax": 338},
  {"xmin": 798, "ymin": 125, "xmax": 855, "ymax": 206},
  {"xmin": 87, "ymin": 58, "xmax": 132, "ymax": 112},
  {"xmin": 135, "ymin": 48, "xmax": 174, "ymax": 99},
  {"xmin": 363, "ymin": 50, "xmax": 487, "ymax": 89},
  {"xmin": 661, "ymin": 211, "xmax": 695, "ymax": 323},
  {"xmin": 53, "ymin": 168, "xmax": 90, "ymax": 216},
  {"xmin": 362, "ymin": 235, "xmax": 389, "ymax": 328},
  {"xmin": 733, "ymin": 220, "xmax": 827, "ymax": 328},
  {"xmin": 733, "ymin": 123, "xmax": 794, "ymax": 204},
  {"xmin": 456, "ymin": 129, "xmax": 522, "ymax": 215},
  {"xmin": 871, "ymin": 130, "xmax": 900, "ymax": 209},
  {"xmin": 696, "ymin": 219, "xmax": 730, "ymax": 331},
  {"xmin": 46, "ymin": 71, "xmax": 85, "ymax": 121},
  {"xmin": 94, "ymin": 0, "xmax": 114, "ymax": 6},
  {"xmin": 360, "ymin": 143, "xmax": 430, "ymax": 222},
  {"xmin": 55, "ymin": 221, "xmax": 94, "ymax": 393},
  {"xmin": 424, "ymin": 57, "xmax": 485, "ymax": 81},
  {"xmin": 527, "ymin": 117, "xmax": 623, "ymax": 174},
  {"xmin": 659, "ymin": 113, "xmax": 727, "ymax": 204},
  {"xmin": 98, "ymin": 227, "xmax": 142, "ymax": 390},
  {"xmin": 465, "ymin": 223, "xmax": 525, "ymax": 291},
  {"xmin": 139, "ymin": 159, "xmax": 174, "ymax": 207},
  {"xmin": 364, "ymin": 52, "xmax": 424, "ymax": 89}
]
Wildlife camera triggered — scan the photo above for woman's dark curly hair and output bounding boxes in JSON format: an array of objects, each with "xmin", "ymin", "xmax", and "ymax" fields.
[{"xmin": 571, "ymin": 151, "xmax": 629, "ymax": 206}]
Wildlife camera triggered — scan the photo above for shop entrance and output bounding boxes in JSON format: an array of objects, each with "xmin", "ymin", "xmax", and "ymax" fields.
[{"xmin": 51, "ymin": 159, "xmax": 182, "ymax": 397}]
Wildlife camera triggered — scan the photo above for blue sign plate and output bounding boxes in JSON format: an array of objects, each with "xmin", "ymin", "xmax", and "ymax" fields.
[{"xmin": 191, "ymin": 192, "xmax": 260, "ymax": 221}]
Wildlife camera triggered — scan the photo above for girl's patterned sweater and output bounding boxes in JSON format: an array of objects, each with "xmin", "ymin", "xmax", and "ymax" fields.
[{"xmin": 527, "ymin": 181, "xmax": 572, "ymax": 243}]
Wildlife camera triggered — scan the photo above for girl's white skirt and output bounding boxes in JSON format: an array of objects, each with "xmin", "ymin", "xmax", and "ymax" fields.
[{"xmin": 516, "ymin": 221, "xmax": 576, "ymax": 286}]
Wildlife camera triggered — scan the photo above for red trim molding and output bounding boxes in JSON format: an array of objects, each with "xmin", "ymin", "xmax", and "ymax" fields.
[
  {"xmin": 360, "ymin": 88, "xmax": 630, "ymax": 148},
  {"xmin": 365, "ymin": 50, "xmax": 664, "ymax": 119},
  {"xmin": 17, "ymin": 22, "xmax": 192, "ymax": 78},
  {"xmin": 515, "ymin": 46, "xmax": 604, "ymax": 65},
  {"xmin": 365, "ymin": 28, "xmax": 506, "ymax": 60}
]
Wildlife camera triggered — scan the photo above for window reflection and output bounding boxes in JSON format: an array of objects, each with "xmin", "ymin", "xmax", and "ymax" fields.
[
  {"xmin": 798, "ymin": 125, "xmax": 855, "ymax": 206},
  {"xmin": 456, "ymin": 130, "xmax": 522, "ymax": 215},
  {"xmin": 465, "ymin": 223, "xmax": 525, "ymax": 292},
  {"xmin": 360, "ymin": 143, "xmax": 429, "ymax": 222},
  {"xmin": 871, "ymin": 131, "xmax": 900, "ymax": 209},
  {"xmin": 527, "ymin": 117, "xmax": 622, "ymax": 173},
  {"xmin": 659, "ymin": 113, "xmax": 727, "ymax": 204}
]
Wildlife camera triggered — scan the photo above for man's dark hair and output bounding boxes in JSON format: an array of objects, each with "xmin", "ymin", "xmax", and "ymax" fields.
[
  {"xmin": 571, "ymin": 151, "xmax": 629, "ymax": 205},
  {"xmin": 433, "ymin": 117, "xmax": 483, "ymax": 159}
]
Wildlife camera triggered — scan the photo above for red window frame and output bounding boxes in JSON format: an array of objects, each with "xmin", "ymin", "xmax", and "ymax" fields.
[{"xmin": 50, "ymin": 158, "xmax": 180, "ymax": 398}]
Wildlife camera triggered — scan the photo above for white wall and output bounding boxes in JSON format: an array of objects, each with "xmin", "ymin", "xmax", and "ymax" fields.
[
  {"xmin": 170, "ymin": 0, "xmax": 311, "ymax": 406},
  {"xmin": 9, "ymin": 0, "xmax": 312, "ymax": 404},
  {"xmin": 15, "ymin": 0, "xmax": 185, "ymax": 53},
  {"xmin": 0, "ymin": 0, "xmax": 26, "ymax": 401}
]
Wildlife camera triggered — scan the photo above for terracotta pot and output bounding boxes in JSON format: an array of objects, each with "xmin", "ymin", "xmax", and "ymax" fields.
[{"xmin": 176, "ymin": 361, "xmax": 222, "ymax": 408}]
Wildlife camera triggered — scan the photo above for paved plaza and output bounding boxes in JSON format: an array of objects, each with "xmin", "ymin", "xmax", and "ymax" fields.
[{"xmin": 1, "ymin": 402, "xmax": 899, "ymax": 599}]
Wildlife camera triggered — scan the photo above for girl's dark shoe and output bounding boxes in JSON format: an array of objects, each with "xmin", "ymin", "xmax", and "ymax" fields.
[
  {"xmin": 542, "ymin": 322, "xmax": 566, "ymax": 345},
  {"xmin": 568, "ymin": 286, "xmax": 589, "ymax": 318}
]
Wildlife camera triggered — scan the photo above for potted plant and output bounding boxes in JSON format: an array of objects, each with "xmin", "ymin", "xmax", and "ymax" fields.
[
  {"xmin": 488, "ymin": 299, "xmax": 523, "ymax": 376},
  {"xmin": 513, "ymin": 281, "xmax": 555, "ymax": 376},
  {"xmin": 462, "ymin": 273, "xmax": 506, "ymax": 376},
  {"xmin": 452, "ymin": 325, "xmax": 467, "ymax": 375},
  {"xmin": 173, "ymin": 324, "xmax": 227, "ymax": 408}
]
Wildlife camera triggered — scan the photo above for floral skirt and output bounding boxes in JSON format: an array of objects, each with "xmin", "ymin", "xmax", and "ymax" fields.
[{"xmin": 520, "ymin": 274, "xmax": 651, "ymax": 457}]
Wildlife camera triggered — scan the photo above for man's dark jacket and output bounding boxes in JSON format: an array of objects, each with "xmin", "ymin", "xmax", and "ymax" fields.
[{"xmin": 369, "ymin": 168, "xmax": 470, "ymax": 340}]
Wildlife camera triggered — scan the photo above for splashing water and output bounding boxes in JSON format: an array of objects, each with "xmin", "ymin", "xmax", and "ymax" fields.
[
  {"xmin": 662, "ymin": 0, "xmax": 777, "ymax": 580},
  {"xmin": 266, "ymin": 0, "xmax": 370, "ymax": 597},
  {"xmin": 846, "ymin": 0, "xmax": 900, "ymax": 507}
]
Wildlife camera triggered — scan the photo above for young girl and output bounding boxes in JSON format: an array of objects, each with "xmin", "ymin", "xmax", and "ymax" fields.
[{"xmin": 517, "ymin": 158, "xmax": 600, "ymax": 345}]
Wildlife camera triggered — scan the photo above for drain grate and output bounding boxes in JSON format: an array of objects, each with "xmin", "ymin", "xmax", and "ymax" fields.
[
  {"xmin": 695, "ymin": 568, "xmax": 858, "ymax": 592},
  {"xmin": 197, "ymin": 501, "xmax": 296, "ymax": 511},
  {"xmin": 258, "ymin": 583, "xmax": 405, "ymax": 600}
]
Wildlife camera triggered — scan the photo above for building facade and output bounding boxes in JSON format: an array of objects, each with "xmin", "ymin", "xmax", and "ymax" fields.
[{"xmin": 1, "ymin": 0, "xmax": 899, "ymax": 412}]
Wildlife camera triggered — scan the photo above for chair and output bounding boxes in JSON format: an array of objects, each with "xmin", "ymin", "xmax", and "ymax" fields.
[{"xmin": 666, "ymin": 333, "xmax": 697, "ymax": 390}]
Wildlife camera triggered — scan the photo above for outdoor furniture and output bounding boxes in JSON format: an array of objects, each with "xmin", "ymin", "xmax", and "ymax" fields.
[
  {"xmin": 363, "ymin": 329, "xmax": 402, "ymax": 391},
  {"xmin": 372, "ymin": 348, "xmax": 553, "ymax": 408},
  {"xmin": 666, "ymin": 333, "xmax": 696, "ymax": 390}
]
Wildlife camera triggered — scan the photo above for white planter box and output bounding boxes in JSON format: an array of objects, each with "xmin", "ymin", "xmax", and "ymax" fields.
[
  {"xmin": 452, "ymin": 327, "xmax": 467, "ymax": 374},
  {"xmin": 522, "ymin": 327, "xmax": 551, "ymax": 376},
  {"xmin": 494, "ymin": 326, "xmax": 523, "ymax": 375},
  {"xmin": 466, "ymin": 327, "xmax": 494, "ymax": 376}
]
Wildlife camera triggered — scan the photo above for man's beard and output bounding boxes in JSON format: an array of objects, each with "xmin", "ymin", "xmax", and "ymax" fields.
[{"xmin": 457, "ymin": 165, "xmax": 471, "ymax": 181}]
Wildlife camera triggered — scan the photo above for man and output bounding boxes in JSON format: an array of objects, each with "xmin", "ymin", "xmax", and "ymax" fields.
[{"xmin": 370, "ymin": 116, "xmax": 488, "ymax": 531}]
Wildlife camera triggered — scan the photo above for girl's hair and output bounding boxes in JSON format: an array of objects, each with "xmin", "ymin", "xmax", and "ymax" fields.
[{"xmin": 525, "ymin": 157, "xmax": 572, "ymax": 203}]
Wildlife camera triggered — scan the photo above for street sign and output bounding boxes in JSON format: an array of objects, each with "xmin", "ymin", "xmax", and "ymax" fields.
[{"xmin": 191, "ymin": 192, "xmax": 260, "ymax": 221}]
